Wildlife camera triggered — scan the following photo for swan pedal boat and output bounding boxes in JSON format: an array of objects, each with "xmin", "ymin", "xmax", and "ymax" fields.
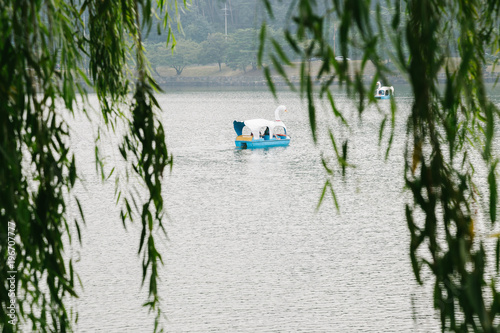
[
  {"xmin": 375, "ymin": 81, "xmax": 394, "ymax": 99},
  {"xmin": 234, "ymin": 105, "xmax": 290, "ymax": 149}
]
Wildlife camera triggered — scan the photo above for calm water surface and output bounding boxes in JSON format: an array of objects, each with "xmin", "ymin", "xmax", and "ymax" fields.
[{"xmin": 67, "ymin": 86, "xmax": 486, "ymax": 332}]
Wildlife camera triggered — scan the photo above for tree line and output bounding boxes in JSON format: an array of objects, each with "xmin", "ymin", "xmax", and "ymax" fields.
[
  {"xmin": 146, "ymin": 27, "xmax": 294, "ymax": 75},
  {"xmin": 145, "ymin": 0, "xmax": 498, "ymax": 78},
  {"xmin": 142, "ymin": 0, "xmax": 295, "ymax": 76}
]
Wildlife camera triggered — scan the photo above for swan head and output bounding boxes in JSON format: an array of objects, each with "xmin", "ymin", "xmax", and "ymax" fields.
[
  {"xmin": 376, "ymin": 81, "xmax": 381, "ymax": 90},
  {"xmin": 275, "ymin": 105, "xmax": 287, "ymax": 121}
]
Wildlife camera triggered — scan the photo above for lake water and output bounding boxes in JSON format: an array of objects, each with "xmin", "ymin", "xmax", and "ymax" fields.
[{"xmin": 65, "ymin": 85, "xmax": 500, "ymax": 332}]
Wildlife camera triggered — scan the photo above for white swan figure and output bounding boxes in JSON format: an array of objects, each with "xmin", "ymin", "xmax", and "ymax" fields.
[
  {"xmin": 274, "ymin": 105, "xmax": 287, "ymax": 121},
  {"xmin": 375, "ymin": 81, "xmax": 394, "ymax": 99}
]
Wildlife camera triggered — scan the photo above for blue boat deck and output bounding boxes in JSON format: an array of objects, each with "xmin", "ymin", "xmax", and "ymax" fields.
[{"xmin": 235, "ymin": 135, "xmax": 290, "ymax": 149}]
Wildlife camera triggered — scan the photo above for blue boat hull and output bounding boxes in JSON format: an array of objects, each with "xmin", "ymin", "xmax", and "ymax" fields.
[
  {"xmin": 375, "ymin": 95, "xmax": 391, "ymax": 100},
  {"xmin": 235, "ymin": 137, "xmax": 290, "ymax": 149}
]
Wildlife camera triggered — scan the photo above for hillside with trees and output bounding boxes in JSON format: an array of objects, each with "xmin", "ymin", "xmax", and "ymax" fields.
[
  {"xmin": 143, "ymin": 0, "xmax": 499, "ymax": 80},
  {"xmin": 142, "ymin": 0, "xmax": 312, "ymax": 76}
]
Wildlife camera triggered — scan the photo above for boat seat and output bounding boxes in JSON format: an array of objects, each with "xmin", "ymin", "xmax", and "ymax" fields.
[{"xmin": 236, "ymin": 135, "xmax": 253, "ymax": 141}]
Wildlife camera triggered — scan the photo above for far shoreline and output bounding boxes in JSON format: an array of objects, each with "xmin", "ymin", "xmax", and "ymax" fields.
[{"xmin": 154, "ymin": 60, "xmax": 500, "ymax": 88}]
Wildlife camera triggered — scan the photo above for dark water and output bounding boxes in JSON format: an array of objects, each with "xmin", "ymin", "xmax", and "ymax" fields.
[{"xmin": 69, "ymin": 86, "xmax": 500, "ymax": 332}]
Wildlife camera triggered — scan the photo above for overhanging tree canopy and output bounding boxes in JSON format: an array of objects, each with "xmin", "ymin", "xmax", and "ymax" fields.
[
  {"xmin": 260, "ymin": 0, "xmax": 500, "ymax": 330},
  {"xmin": 0, "ymin": 0, "xmax": 182, "ymax": 331}
]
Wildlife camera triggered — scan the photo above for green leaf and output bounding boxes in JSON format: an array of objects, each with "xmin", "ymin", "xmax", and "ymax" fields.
[
  {"xmin": 270, "ymin": 55, "xmax": 295, "ymax": 90},
  {"xmin": 263, "ymin": 66, "xmax": 276, "ymax": 99},
  {"xmin": 257, "ymin": 23, "xmax": 266, "ymax": 66},
  {"xmin": 271, "ymin": 39, "xmax": 293, "ymax": 66},
  {"xmin": 306, "ymin": 75, "xmax": 316, "ymax": 143},
  {"xmin": 341, "ymin": 140, "xmax": 348, "ymax": 177},
  {"xmin": 489, "ymin": 160, "xmax": 498, "ymax": 224},
  {"xmin": 496, "ymin": 237, "xmax": 500, "ymax": 273},
  {"xmin": 326, "ymin": 90, "xmax": 347, "ymax": 125},
  {"xmin": 379, "ymin": 116, "xmax": 387, "ymax": 144},
  {"xmin": 69, "ymin": 155, "xmax": 76, "ymax": 187},
  {"xmin": 262, "ymin": 0, "xmax": 274, "ymax": 18}
]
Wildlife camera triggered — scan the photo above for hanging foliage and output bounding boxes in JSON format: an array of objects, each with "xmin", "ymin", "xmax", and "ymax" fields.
[
  {"xmin": 260, "ymin": 0, "xmax": 500, "ymax": 330},
  {"xmin": 0, "ymin": 0, "xmax": 184, "ymax": 331}
]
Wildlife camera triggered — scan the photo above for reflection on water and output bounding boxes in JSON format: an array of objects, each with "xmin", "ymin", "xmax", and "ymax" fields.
[{"xmin": 68, "ymin": 88, "xmax": 455, "ymax": 332}]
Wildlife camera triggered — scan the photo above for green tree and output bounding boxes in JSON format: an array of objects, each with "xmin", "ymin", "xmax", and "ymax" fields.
[
  {"xmin": 184, "ymin": 14, "xmax": 213, "ymax": 43},
  {"xmin": 199, "ymin": 33, "xmax": 229, "ymax": 71},
  {"xmin": 261, "ymin": 0, "xmax": 500, "ymax": 331},
  {"xmin": 147, "ymin": 42, "xmax": 175, "ymax": 77},
  {"xmin": 163, "ymin": 39, "xmax": 201, "ymax": 75},
  {"xmin": 226, "ymin": 28, "xmax": 258, "ymax": 73},
  {"xmin": 0, "ymin": 0, "xmax": 182, "ymax": 331}
]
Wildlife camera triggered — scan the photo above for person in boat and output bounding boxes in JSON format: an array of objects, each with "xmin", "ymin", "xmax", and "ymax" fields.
[{"xmin": 272, "ymin": 126, "xmax": 287, "ymax": 139}]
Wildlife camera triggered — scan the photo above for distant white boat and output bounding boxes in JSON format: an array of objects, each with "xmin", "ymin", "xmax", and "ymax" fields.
[
  {"xmin": 233, "ymin": 105, "xmax": 290, "ymax": 149},
  {"xmin": 375, "ymin": 81, "xmax": 394, "ymax": 99}
]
